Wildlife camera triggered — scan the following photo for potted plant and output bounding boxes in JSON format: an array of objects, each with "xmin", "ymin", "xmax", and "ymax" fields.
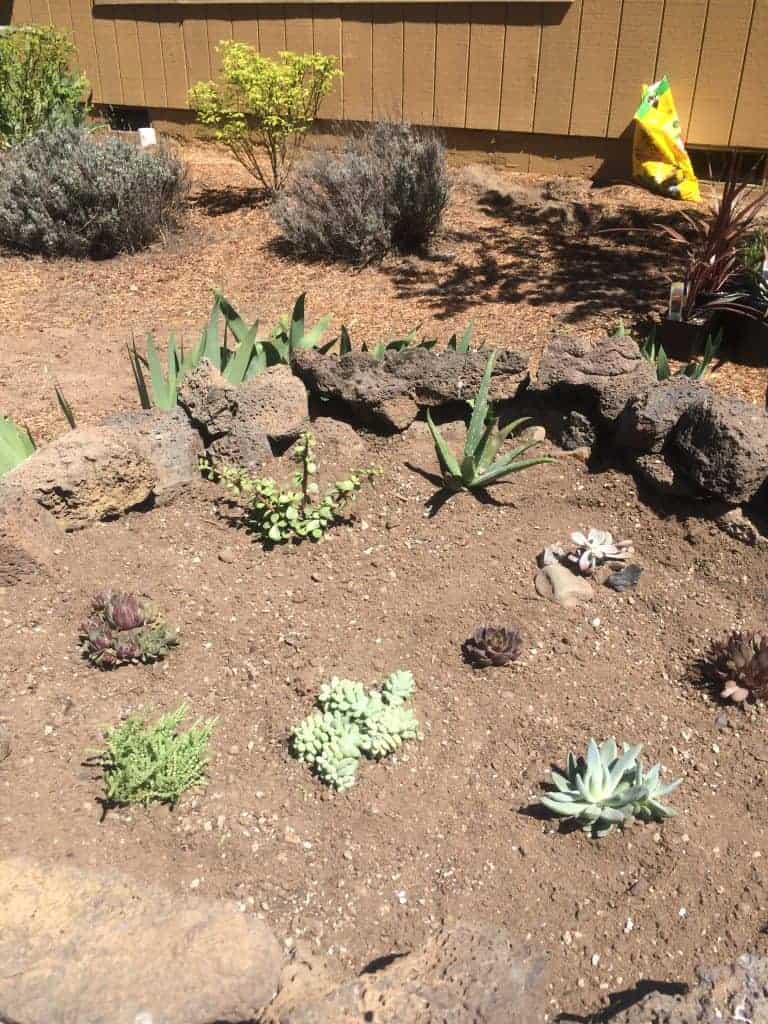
[
  {"xmin": 725, "ymin": 228, "xmax": 768, "ymax": 366},
  {"xmin": 656, "ymin": 159, "xmax": 768, "ymax": 360}
]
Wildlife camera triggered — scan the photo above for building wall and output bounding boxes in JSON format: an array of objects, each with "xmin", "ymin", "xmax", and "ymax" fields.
[{"xmin": 8, "ymin": 0, "xmax": 768, "ymax": 152}]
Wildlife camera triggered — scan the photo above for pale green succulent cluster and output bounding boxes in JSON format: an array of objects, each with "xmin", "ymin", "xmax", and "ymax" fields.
[
  {"xmin": 539, "ymin": 737, "xmax": 682, "ymax": 839},
  {"xmin": 291, "ymin": 670, "xmax": 421, "ymax": 790}
]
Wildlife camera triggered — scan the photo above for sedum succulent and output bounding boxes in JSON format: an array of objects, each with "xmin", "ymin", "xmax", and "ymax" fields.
[
  {"xmin": 290, "ymin": 671, "xmax": 421, "ymax": 791},
  {"xmin": 569, "ymin": 529, "xmax": 633, "ymax": 576},
  {"xmin": 539, "ymin": 737, "xmax": 681, "ymax": 839},
  {"xmin": 463, "ymin": 625, "xmax": 524, "ymax": 668},
  {"xmin": 712, "ymin": 630, "xmax": 768, "ymax": 703},
  {"xmin": 81, "ymin": 589, "xmax": 178, "ymax": 669}
]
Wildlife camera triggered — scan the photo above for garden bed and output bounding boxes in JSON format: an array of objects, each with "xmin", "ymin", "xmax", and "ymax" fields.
[
  {"xmin": 3, "ymin": 147, "xmax": 768, "ymax": 1021},
  {"xmin": 2, "ymin": 415, "xmax": 768, "ymax": 1021},
  {"xmin": 1, "ymin": 145, "xmax": 766, "ymax": 450}
]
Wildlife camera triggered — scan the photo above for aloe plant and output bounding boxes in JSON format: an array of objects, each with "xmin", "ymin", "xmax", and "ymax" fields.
[
  {"xmin": 639, "ymin": 329, "xmax": 721, "ymax": 382},
  {"xmin": 129, "ymin": 291, "xmax": 331, "ymax": 411},
  {"xmin": 426, "ymin": 352, "xmax": 554, "ymax": 491},
  {"xmin": 0, "ymin": 416, "xmax": 35, "ymax": 475},
  {"xmin": 336, "ymin": 319, "xmax": 475, "ymax": 360}
]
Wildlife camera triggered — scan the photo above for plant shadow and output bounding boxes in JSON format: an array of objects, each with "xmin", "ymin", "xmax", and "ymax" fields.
[
  {"xmin": 556, "ymin": 979, "xmax": 688, "ymax": 1022},
  {"xmin": 382, "ymin": 185, "xmax": 687, "ymax": 323},
  {"xmin": 192, "ymin": 185, "xmax": 271, "ymax": 216}
]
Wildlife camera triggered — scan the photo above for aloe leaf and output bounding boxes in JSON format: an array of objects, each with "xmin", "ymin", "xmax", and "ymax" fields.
[
  {"xmin": 242, "ymin": 342, "xmax": 268, "ymax": 380},
  {"xmin": 297, "ymin": 313, "xmax": 332, "ymax": 350},
  {"xmin": 146, "ymin": 334, "xmax": 175, "ymax": 411},
  {"xmin": 127, "ymin": 340, "xmax": 152, "ymax": 410},
  {"xmin": 549, "ymin": 771, "xmax": 573, "ymax": 794},
  {"xmin": 426, "ymin": 410, "xmax": 462, "ymax": 484},
  {"xmin": 539, "ymin": 796, "xmax": 588, "ymax": 817},
  {"xmin": 339, "ymin": 325, "xmax": 352, "ymax": 355},
  {"xmin": 202, "ymin": 298, "xmax": 222, "ymax": 369},
  {"xmin": 215, "ymin": 291, "xmax": 259, "ymax": 347},
  {"xmin": 465, "ymin": 352, "xmax": 497, "ymax": 460},
  {"xmin": 656, "ymin": 346, "xmax": 671, "ymax": 381},
  {"xmin": 607, "ymin": 745, "xmax": 641, "ymax": 790},
  {"xmin": 223, "ymin": 334, "xmax": 256, "ymax": 383},
  {"xmin": 471, "ymin": 455, "xmax": 555, "ymax": 490},
  {"xmin": 288, "ymin": 293, "xmax": 306, "ymax": 349},
  {"xmin": 54, "ymin": 384, "xmax": 76, "ymax": 429},
  {"xmin": 0, "ymin": 417, "xmax": 35, "ymax": 475}
]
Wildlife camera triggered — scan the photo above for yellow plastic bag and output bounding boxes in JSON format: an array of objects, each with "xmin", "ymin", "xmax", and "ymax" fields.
[{"xmin": 632, "ymin": 77, "xmax": 700, "ymax": 202}]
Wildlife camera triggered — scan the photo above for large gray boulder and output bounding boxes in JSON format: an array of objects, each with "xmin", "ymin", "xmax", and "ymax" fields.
[
  {"xmin": 3, "ymin": 427, "xmax": 157, "ymax": 530},
  {"xmin": 532, "ymin": 333, "xmax": 656, "ymax": 434},
  {"xmin": 291, "ymin": 348, "xmax": 530, "ymax": 432},
  {"xmin": 609, "ymin": 954, "xmax": 768, "ymax": 1023},
  {"xmin": 0, "ymin": 856, "xmax": 284, "ymax": 1024},
  {"xmin": 261, "ymin": 922, "xmax": 546, "ymax": 1024},
  {"xmin": 669, "ymin": 393, "xmax": 768, "ymax": 505},
  {"xmin": 617, "ymin": 379, "xmax": 709, "ymax": 454},
  {"xmin": 179, "ymin": 360, "xmax": 309, "ymax": 470}
]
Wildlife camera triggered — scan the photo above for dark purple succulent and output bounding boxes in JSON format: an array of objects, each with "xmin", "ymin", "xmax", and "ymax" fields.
[
  {"xmin": 463, "ymin": 625, "xmax": 524, "ymax": 668},
  {"xmin": 81, "ymin": 588, "xmax": 178, "ymax": 670}
]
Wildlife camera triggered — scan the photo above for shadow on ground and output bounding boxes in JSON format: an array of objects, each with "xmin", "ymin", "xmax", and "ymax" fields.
[{"xmin": 382, "ymin": 185, "xmax": 688, "ymax": 324}]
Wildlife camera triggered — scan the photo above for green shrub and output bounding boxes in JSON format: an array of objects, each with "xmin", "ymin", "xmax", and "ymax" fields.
[
  {"xmin": 0, "ymin": 127, "xmax": 188, "ymax": 258},
  {"xmin": 291, "ymin": 671, "xmax": 421, "ymax": 790},
  {"xmin": 0, "ymin": 415, "xmax": 35, "ymax": 475},
  {"xmin": 92, "ymin": 704, "xmax": 216, "ymax": 806},
  {"xmin": 0, "ymin": 26, "xmax": 89, "ymax": 148},
  {"xmin": 188, "ymin": 44, "xmax": 340, "ymax": 192},
  {"xmin": 273, "ymin": 121, "xmax": 449, "ymax": 264},
  {"xmin": 216, "ymin": 430, "xmax": 379, "ymax": 544}
]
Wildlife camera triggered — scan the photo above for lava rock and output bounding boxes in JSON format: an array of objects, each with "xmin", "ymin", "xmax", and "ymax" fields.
[
  {"xmin": 605, "ymin": 564, "xmax": 643, "ymax": 591},
  {"xmin": 616, "ymin": 378, "xmax": 709, "ymax": 454},
  {"xmin": 101, "ymin": 407, "xmax": 203, "ymax": 504},
  {"xmin": 0, "ymin": 856, "xmax": 284, "ymax": 1024},
  {"xmin": 179, "ymin": 360, "xmax": 309, "ymax": 470},
  {"xmin": 631, "ymin": 454, "xmax": 702, "ymax": 500},
  {"xmin": 263, "ymin": 921, "xmax": 546, "ymax": 1024},
  {"xmin": 532, "ymin": 332, "xmax": 657, "ymax": 428},
  {"xmin": 0, "ymin": 486, "xmax": 68, "ymax": 583},
  {"xmin": 608, "ymin": 954, "xmax": 768, "ymax": 1023},
  {"xmin": 291, "ymin": 347, "xmax": 530, "ymax": 432},
  {"xmin": 3, "ymin": 427, "xmax": 157, "ymax": 530},
  {"xmin": 669, "ymin": 393, "xmax": 768, "ymax": 505},
  {"xmin": 553, "ymin": 410, "xmax": 597, "ymax": 450}
]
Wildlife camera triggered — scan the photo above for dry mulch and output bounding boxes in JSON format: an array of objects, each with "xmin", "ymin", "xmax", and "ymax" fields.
[{"xmin": 0, "ymin": 143, "xmax": 765, "ymax": 443}]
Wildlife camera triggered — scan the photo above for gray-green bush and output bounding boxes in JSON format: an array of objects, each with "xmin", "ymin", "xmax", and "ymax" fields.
[
  {"xmin": 0, "ymin": 127, "xmax": 188, "ymax": 258},
  {"xmin": 272, "ymin": 121, "xmax": 449, "ymax": 264},
  {"xmin": 0, "ymin": 26, "xmax": 89, "ymax": 149}
]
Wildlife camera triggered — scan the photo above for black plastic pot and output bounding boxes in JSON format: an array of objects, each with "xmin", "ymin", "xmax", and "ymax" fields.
[
  {"xmin": 719, "ymin": 308, "xmax": 768, "ymax": 366},
  {"xmin": 656, "ymin": 312, "xmax": 718, "ymax": 361}
]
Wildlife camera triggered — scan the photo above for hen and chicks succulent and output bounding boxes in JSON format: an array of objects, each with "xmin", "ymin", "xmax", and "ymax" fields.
[
  {"xmin": 463, "ymin": 625, "xmax": 524, "ymax": 668},
  {"xmin": 711, "ymin": 630, "xmax": 768, "ymax": 703},
  {"xmin": 568, "ymin": 529, "xmax": 634, "ymax": 576},
  {"xmin": 81, "ymin": 590, "xmax": 178, "ymax": 669}
]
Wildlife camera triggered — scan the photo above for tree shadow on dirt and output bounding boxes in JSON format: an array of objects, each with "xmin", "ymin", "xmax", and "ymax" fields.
[{"xmin": 382, "ymin": 188, "xmax": 687, "ymax": 324}]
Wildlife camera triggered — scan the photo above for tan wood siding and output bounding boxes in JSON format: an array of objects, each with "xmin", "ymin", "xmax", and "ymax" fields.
[{"xmin": 13, "ymin": 0, "xmax": 768, "ymax": 150}]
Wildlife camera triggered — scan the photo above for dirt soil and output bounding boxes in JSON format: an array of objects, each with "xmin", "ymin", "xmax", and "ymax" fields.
[
  {"xmin": 2, "ymin": 147, "xmax": 768, "ymax": 1022},
  {"xmin": 0, "ymin": 144, "xmax": 765, "ymax": 446},
  {"xmin": 2, "ymin": 416, "xmax": 768, "ymax": 1022}
]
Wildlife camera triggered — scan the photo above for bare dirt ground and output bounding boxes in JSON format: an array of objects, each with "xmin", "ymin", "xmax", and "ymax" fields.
[{"xmin": 2, "ymin": 146, "xmax": 768, "ymax": 1022}]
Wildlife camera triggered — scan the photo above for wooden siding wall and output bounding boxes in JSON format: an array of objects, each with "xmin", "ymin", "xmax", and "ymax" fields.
[{"xmin": 9, "ymin": 0, "xmax": 768, "ymax": 150}]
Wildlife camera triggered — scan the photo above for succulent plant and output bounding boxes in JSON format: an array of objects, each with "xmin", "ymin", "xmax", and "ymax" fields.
[
  {"xmin": 712, "ymin": 630, "xmax": 768, "ymax": 703},
  {"xmin": 81, "ymin": 589, "xmax": 178, "ymax": 669},
  {"xmin": 290, "ymin": 670, "xmax": 421, "ymax": 790},
  {"xmin": 569, "ymin": 529, "xmax": 633, "ymax": 576},
  {"xmin": 539, "ymin": 737, "xmax": 681, "ymax": 839},
  {"xmin": 463, "ymin": 625, "xmax": 524, "ymax": 668}
]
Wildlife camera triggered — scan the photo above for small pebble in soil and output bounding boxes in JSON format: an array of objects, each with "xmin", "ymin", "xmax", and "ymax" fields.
[
  {"xmin": 605, "ymin": 564, "xmax": 643, "ymax": 592},
  {"xmin": 218, "ymin": 548, "xmax": 236, "ymax": 563}
]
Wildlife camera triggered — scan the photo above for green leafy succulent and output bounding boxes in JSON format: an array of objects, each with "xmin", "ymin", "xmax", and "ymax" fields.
[
  {"xmin": 291, "ymin": 671, "xmax": 421, "ymax": 791},
  {"xmin": 539, "ymin": 737, "xmax": 681, "ymax": 839},
  {"xmin": 426, "ymin": 351, "xmax": 554, "ymax": 491},
  {"xmin": 0, "ymin": 415, "xmax": 35, "ymax": 475},
  {"xmin": 639, "ymin": 329, "xmax": 721, "ymax": 382},
  {"xmin": 91, "ymin": 704, "xmax": 216, "ymax": 807},
  {"xmin": 216, "ymin": 430, "xmax": 379, "ymax": 544}
]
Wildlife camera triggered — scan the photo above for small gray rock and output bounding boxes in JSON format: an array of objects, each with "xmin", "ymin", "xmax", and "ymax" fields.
[
  {"xmin": 605, "ymin": 564, "xmax": 643, "ymax": 592},
  {"xmin": 0, "ymin": 724, "xmax": 10, "ymax": 761},
  {"xmin": 554, "ymin": 410, "xmax": 597, "ymax": 450}
]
